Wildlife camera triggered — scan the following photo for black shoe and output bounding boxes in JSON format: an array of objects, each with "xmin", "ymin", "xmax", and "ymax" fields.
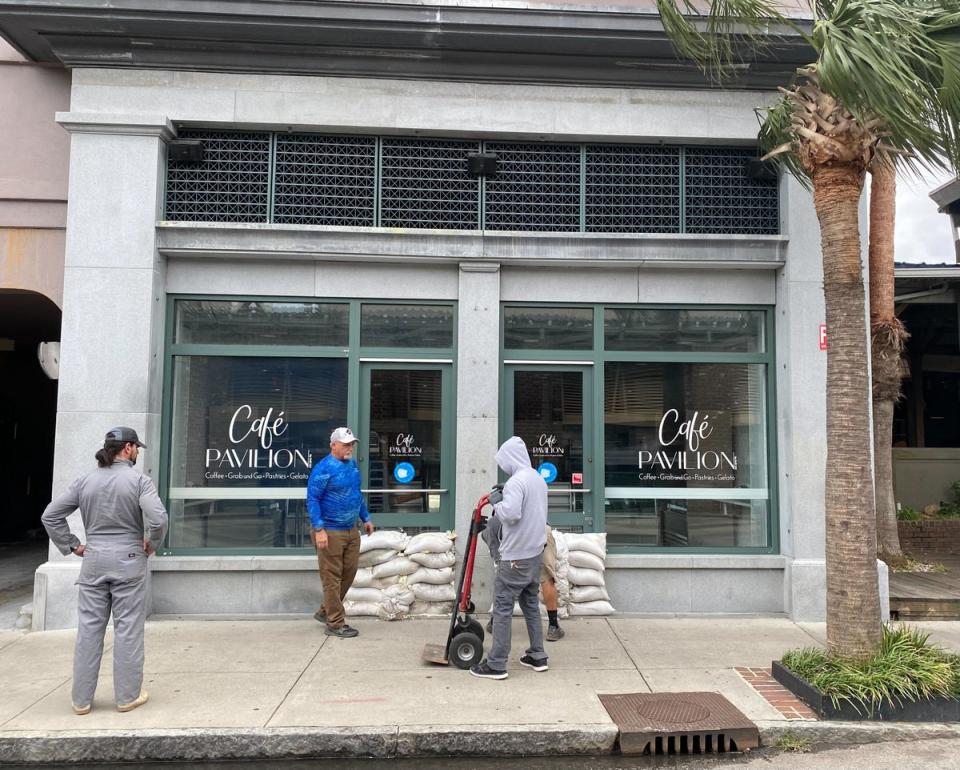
[
  {"xmin": 519, "ymin": 655, "xmax": 548, "ymax": 672},
  {"xmin": 313, "ymin": 609, "xmax": 326, "ymax": 623},
  {"xmin": 485, "ymin": 618, "xmax": 493, "ymax": 633},
  {"xmin": 325, "ymin": 624, "xmax": 359, "ymax": 638},
  {"xmin": 470, "ymin": 660, "xmax": 508, "ymax": 680},
  {"xmin": 546, "ymin": 625, "xmax": 565, "ymax": 642}
]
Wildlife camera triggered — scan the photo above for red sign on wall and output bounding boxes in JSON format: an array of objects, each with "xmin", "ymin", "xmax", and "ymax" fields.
[
  {"xmin": 819, "ymin": 324, "xmax": 828, "ymax": 351},
  {"xmin": 571, "ymin": 472, "xmax": 583, "ymax": 485}
]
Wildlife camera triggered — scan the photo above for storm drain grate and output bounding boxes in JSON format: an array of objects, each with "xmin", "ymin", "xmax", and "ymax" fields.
[{"xmin": 598, "ymin": 692, "xmax": 759, "ymax": 756}]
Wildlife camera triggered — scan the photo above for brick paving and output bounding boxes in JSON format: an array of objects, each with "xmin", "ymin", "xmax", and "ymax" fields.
[{"xmin": 735, "ymin": 666, "xmax": 818, "ymax": 721}]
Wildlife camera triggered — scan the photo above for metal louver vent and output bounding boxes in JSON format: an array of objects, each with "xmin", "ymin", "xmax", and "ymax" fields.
[
  {"xmin": 164, "ymin": 131, "xmax": 780, "ymax": 235},
  {"xmin": 684, "ymin": 147, "xmax": 779, "ymax": 235},
  {"xmin": 273, "ymin": 134, "xmax": 376, "ymax": 226},
  {"xmin": 381, "ymin": 138, "xmax": 481, "ymax": 229},
  {"xmin": 165, "ymin": 130, "xmax": 270, "ymax": 222},
  {"xmin": 586, "ymin": 145, "xmax": 681, "ymax": 232},
  {"xmin": 484, "ymin": 142, "xmax": 580, "ymax": 231}
]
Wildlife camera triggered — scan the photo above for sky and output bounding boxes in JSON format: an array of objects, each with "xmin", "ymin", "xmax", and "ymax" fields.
[{"xmin": 893, "ymin": 169, "xmax": 956, "ymax": 264}]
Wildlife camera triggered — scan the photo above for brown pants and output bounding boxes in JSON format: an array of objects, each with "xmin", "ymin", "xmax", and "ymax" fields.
[{"xmin": 315, "ymin": 527, "xmax": 360, "ymax": 629}]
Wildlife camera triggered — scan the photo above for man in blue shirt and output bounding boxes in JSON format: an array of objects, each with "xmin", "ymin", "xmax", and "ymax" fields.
[{"xmin": 307, "ymin": 427, "xmax": 375, "ymax": 638}]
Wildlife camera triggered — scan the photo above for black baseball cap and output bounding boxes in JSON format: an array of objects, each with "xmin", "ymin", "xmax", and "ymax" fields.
[{"xmin": 105, "ymin": 427, "xmax": 146, "ymax": 448}]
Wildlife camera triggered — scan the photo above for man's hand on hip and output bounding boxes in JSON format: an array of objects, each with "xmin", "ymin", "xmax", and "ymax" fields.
[
  {"xmin": 363, "ymin": 521, "xmax": 375, "ymax": 535},
  {"xmin": 314, "ymin": 529, "xmax": 329, "ymax": 550}
]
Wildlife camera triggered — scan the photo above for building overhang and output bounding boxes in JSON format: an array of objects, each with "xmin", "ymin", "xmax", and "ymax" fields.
[{"xmin": 0, "ymin": 0, "xmax": 813, "ymax": 89}]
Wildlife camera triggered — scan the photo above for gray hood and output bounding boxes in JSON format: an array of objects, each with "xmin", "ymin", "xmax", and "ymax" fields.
[{"xmin": 496, "ymin": 436, "xmax": 531, "ymax": 476}]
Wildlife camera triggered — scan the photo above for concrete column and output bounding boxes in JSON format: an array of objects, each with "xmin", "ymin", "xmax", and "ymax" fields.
[
  {"xmin": 454, "ymin": 262, "xmax": 500, "ymax": 609},
  {"xmin": 33, "ymin": 114, "xmax": 172, "ymax": 630},
  {"xmin": 776, "ymin": 174, "xmax": 828, "ymax": 620}
]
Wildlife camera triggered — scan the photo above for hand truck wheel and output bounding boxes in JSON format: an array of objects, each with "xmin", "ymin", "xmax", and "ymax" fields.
[{"xmin": 449, "ymin": 632, "xmax": 483, "ymax": 669}]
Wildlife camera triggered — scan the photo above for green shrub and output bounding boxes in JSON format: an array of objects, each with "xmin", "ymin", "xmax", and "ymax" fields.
[
  {"xmin": 781, "ymin": 625, "xmax": 960, "ymax": 715},
  {"xmin": 897, "ymin": 506, "xmax": 921, "ymax": 521}
]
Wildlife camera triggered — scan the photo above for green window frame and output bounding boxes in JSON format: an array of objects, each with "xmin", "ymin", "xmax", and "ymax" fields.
[
  {"xmin": 499, "ymin": 303, "xmax": 778, "ymax": 555},
  {"xmin": 159, "ymin": 295, "xmax": 458, "ymax": 555}
]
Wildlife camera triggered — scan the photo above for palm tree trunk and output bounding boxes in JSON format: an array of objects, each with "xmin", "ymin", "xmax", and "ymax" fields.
[
  {"xmin": 868, "ymin": 160, "xmax": 907, "ymax": 561},
  {"xmin": 813, "ymin": 162, "xmax": 884, "ymax": 659}
]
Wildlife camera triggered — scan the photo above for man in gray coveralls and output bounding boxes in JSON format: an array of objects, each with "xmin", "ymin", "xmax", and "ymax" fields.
[{"xmin": 42, "ymin": 427, "xmax": 168, "ymax": 714}]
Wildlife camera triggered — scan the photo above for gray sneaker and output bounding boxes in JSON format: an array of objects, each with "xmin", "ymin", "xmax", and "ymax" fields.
[
  {"xmin": 546, "ymin": 625, "xmax": 565, "ymax": 642},
  {"xmin": 313, "ymin": 609, "xmax": 326, "ymax": 623},
  {"xmin": 486, "ymin": 617, "xmax": 493, "ymax": 633},
  {"xmin": 325, "ymin": 624, "xmax": 359, "ymax": 638}
]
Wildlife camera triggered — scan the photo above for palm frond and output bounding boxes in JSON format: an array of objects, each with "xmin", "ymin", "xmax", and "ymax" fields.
[
  {"xmin": 813, "ymin": 0, "xmax": 960, "ymax": 173},
  {"xmin": 655, "ymin": 0, "xmax": 807, "ymax": 80},
  {"xmin": 757, "ymin": 94, "xmax": 810, "ymax": 185}
]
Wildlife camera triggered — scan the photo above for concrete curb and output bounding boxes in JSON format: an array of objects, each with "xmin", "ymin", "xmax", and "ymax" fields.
[
  {"xmin": 756, "ymin": 720, "xmax": 960, "ymax": 745},
  {"xmin": 0, "ymin": 724, "xmax": 617, "ymax": 764},
  {"xmin": 1, "ymin": 721, "xmax": 958, "ymax": 764}
]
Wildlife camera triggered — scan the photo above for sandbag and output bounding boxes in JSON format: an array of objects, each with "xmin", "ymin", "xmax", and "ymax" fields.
[
  {"xmin": 408, "ymin": 566, "xmax": 455, "ymax": 585},
  {"xmin": 408, "ymin": 550, "xmax": 456, "ymax": 569},
  {"xmin": 412, "ymin": 583, "xmax": 457, "ymax": 602},
  {"xmin": 404, "ymin": 531, "xmax": 456, "ymax": 555},
  {"xmin": 352, "ymin": 568, "xmax": 375, "ymax": 588},
  {"xmin": 568, "ymin": 550, "xmax": 606, "ymax": 572},
  {"xmin": 563, "ymin": 533, "xmax": 606, "ymax": 560},
  {"xmin": 410, "ymin": 601, "xmax": 454, "ymax": 616},
  {"xmin": 568, "ymin": 599, "xmax": 615, "ymax": 616},
  {"xmin": 358, "ymin": 548, "xmax": 398, "ymax": 568},
  {"xmin": 566, "ymin": 565, "xmax": 605, "ymax": 587},
  {"xmin": 372, "ymin": 555, "xmax": 419, "ymax": 579},
  {"xmin": 360, "ymin": 529, "xmax": 410, "ymax": 553},
  {"xmin": 343, "ymin": 600, "xmax": 379, "ymax": 616},
  {"xmin": 569, "ymin": 585, "xmax": 610, "ymax": 603},
  {"xmin": 382, "ymin": 583, "xmax": 416, "ymax": 606},
  {"xmin": 377, "ymin": 604, "xmax": 408, "ymax": 621},
  {"xmin": 344, "ymin": 587, "xmax": 383, "ymax": 603},
  {"xmin": 374, "ymin": 575, "xmax": 401, "ymax": 588},
  {"xmin": 552, "ymin": 528, "xmax": 570, "ymax": 562}
]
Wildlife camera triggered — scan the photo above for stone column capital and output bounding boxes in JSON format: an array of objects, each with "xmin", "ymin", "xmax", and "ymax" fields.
[{"xmin": 55, "ymin": 112, "xmax": 175, "ymax": 141}]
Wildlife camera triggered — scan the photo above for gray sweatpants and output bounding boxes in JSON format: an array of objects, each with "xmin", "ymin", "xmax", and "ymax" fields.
[
  {"xmin": 487, "ymin": 553, "xmax": 547, "ymax": 672},
  {"xmin": 73, "ymin": 542, "xmax": 148, "ymax": 707}
]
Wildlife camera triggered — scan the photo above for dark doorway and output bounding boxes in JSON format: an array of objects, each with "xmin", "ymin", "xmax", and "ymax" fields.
[{"xmin": 0, "ymin": 289, "xmax": 61, "ymax": 541}]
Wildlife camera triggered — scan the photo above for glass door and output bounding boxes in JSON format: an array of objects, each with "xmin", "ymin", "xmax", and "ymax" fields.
[
  {"xmin": 358, "ymin": 363, "xmax": 453, "ymax": 531},
  {"xmin": 504, "ymin": 365, "xmax": 594, "ymax": 530}
]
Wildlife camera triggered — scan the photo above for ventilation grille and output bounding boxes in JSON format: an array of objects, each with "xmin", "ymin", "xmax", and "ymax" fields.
[
  {"xmin": 685, "ymin": 147, "xmax": 779, "ymax": 235},
  {"xmin": 484, "ymin": 142, "xmax": 580, "ymax": 231},
  {"xmin": 586, "ymin": 145, "xmax": 681, "ymax": 233},
  {"xmin": 381, "ymin": 137, "xmax": 480, "ymax": 229},
  {"xmin": 166, "ymin": 130, "xmax": 270, "ymax": 222},
  {"xmin": 164, "ymin": 132, "xmax": 780, "ymax": 235},
  {"xmin": 274, "ymin": 134, "xmax": 376, "ymax": 226}
]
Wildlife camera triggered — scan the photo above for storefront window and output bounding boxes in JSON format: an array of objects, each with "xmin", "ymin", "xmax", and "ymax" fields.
[
  {"xmin": 167, "ymin": 356, "xmax": 348, "ymax": 548},
  {"xmin": 175, "ymin": 300, "xmax": 349, "ymax": 346},
  {"xmin": 604, "ymin": 308, "xmax": 765, "ymax": 353},
  {"xmin": 164, "ymin": 297, "xmax": 457, "ymax": 552},
  {"xmin": 503, "ymin": 306, "xmax": 593, "ymax": 350},
  {"xmin": 604, "ymin": 361, "xmax": 768, "ymax": 547},
  {"xmin": 360, "ymin": 303, "xmax": 453, "ymax": 348}
]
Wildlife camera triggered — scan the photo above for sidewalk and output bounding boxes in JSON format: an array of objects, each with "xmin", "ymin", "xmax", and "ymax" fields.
[{"xmin": 2, "ymin": 616, "xmax": 960, "ymax": 764}]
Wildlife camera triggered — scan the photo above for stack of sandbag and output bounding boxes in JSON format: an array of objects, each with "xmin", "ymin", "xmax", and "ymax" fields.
[
  {"xmin": 343, "ymin": 529, "xmax": 416, "ymax": 618},
  {"xmin": 405, "ymin": 531, "xmax": 458, "ymax": 616},
  {"xmin": 560, "ymin": 532, "xmax": 615, "ymax": 616},
  {"xmin": 341, "ymin": 529, "xmax": 458, "ymax": 619}
]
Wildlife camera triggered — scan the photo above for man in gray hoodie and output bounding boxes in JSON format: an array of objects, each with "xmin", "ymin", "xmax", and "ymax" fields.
[{"xmin": 470, "ymin": 436, "xmax": 549, "ymax": 680}]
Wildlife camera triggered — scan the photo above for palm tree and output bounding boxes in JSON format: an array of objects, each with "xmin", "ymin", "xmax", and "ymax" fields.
[
  {"xmin": 656, "ymin": 0, "xmax": 960, "ymax": 659},
  {"xmin": 869, "ymin": 159, "xmax": 907, "ymax": 563}
]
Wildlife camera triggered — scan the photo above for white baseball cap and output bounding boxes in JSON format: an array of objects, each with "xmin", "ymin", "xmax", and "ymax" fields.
[{"xmin": 330, "ymin": 427, "xmax": 359, "ymax": 445}]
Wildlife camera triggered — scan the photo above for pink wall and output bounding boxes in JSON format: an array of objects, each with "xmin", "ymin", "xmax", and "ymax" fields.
[{"xmin": 0, "ymin": 37, "xmax": 70, "ymax": 307}]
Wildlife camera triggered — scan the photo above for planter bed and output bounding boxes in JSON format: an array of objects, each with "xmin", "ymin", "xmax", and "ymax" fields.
[{"xmin": 771, "ymin": 660, "xmax": 960, "ymax": 721}]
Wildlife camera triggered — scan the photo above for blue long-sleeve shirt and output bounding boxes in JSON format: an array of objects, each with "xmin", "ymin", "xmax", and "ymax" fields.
[{"xmin": 306, "ymin": 453, "xmax": 370, "ymax": 530}]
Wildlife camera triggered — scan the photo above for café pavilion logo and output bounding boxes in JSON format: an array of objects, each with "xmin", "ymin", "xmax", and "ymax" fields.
[
  {"xmin": 204, "ymin": 405, "xmax": 312, "ymax": 480},
  {"xmin": 638, "ymin": 409, "xmax": 737, "ymax": 482},
  {"xmin": 530, "ymin": 434, "xmax": 565, "ymax": 457},
  {"xmin": 389, "ymin": 433, "xmax": 422, "ymax": 457}
]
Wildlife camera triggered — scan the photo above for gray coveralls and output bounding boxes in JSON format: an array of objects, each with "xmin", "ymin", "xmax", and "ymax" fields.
[{"xmin": 42, "ymin": 459, "xmax": 168, "ymax": 708}]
